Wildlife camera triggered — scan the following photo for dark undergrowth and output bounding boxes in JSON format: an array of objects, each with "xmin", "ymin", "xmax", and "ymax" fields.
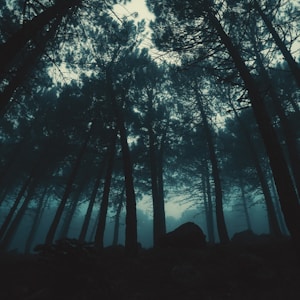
[{"xmin": 0, "ymin": 238, "xmax": 300, "ymax": 300}]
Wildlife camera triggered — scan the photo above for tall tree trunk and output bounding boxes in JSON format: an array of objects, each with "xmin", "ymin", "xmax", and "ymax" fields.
[
  {"xmin": 207, "ymin": 10, "xmax": 300, "ymax": 246},
  {"xmin": 94, "ymin": 130, "xmax": 117, "ymax": 249},
  {"xmin": 251, "ymin": 37, "xmax": 300, "ymax": 198},
  {"xmin": 1, "ymin": 179, "xmax": 38, "ymax": 251},
  {"xmin": 118, "ymin": 118, "xmax": 137, "ymax": 256},
  {"xmin": 112, "ymin": 188, "xmax": 125, "ymax": 246},
  {"xmin": 196, "ymin": 89, "xmax": 229, "ymax": 243},
  {"xmin": 106, "ymin": 71, "xmax": 137, "ymax": 257},
  {"xmin": 253, "ymin": 0, "xmax": 300, "ymax": 87},
  {"xmin": 230, "ymin": 102, "xmax": 282, "ymax": 236},
  {"xmin": 268, "ymin": 168, "xmax": 289, "ymax": 236},
  {"xmin": 58, "ymin": 190, "xmax": 80, "ymax": 239},
  {"xmin": 239, "ymin": 177, "xmax": 252, "ymax": 231},
  {"xmin": 89, "ymin": 210, "xmax": 100, "ymax": 243},
  {"xmin": 157, "ymin": 121, "xmax": 168, "ymax": 237},
  {"xmin": 146, "ymin": 91, "xmax": 166, "ymax": 247},
  {"xmin": 0, "ymin": 167, "xmax": 35, "ymax": 240},
  {"xmin": 0, "ymin": 0, "xmax": 81, "ymax": 78},
  {"xmin": 45, "ymin": 124, "xmax": 92, "ymax": 245},
  {"xmin": 79, "ymin": 160, "xmax": 105, "ymax": 243},
  {"xmin": 202, "ymin": 159, "xmax": 215, "ymax": 244},
  {"xmin": 24, "ymin": 187, "xmax": 48, "ymax": 254}
]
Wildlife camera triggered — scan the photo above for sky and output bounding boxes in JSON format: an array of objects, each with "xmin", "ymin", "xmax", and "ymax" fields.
[
  {"xmin": 113, "ymin": 0, "xmax": 300, "ymax": 61},
  {"xmin": 113, "ymin": 0, "xmax": 155, "ymax": 24},
  {"xmin": 112, "ymin": 0, "xmax": 165, "ymax": 60}
]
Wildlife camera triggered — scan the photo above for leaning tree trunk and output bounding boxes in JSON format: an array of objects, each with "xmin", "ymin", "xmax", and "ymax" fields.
[
  {"xmin": 207, "ymin": 9, "xmax": 300, "ymax": 247},
  {"xmin": 196, "ymin": 89, "xmax": 229, "ymax": 243},
  {"xmin": 25, "ymin": 187, "xmax": 48, "ymax": 254},
  {"xmin": 0, "ymin": 16, "xmax": 61, "ymax": 114},
  {"xmin": 79, "ymin": 159, "xmax": 105, "ymax": 243},
  {"xmin": 253, "ymin": 0, "xmax": 300, "ymax": 87},
  {"xmin": 252, "ymin": 38, "xmax": 300, "ymax": 198},
  {"xmin": 230, "ymin": 102, "xmax": 282, "ymax": 237},
  {"xmin": 0, "ymin": 164, "xmax": 36, "ymax": 240},
  {"xmin": 1, "ymin": 179, "xmax": 38, "ymax": 251},
  {"xmin": 268, "ymin": 170, "xmax": 289, "ymax": 236},
  {"xmin": 45, "ymin": 123, "xmax": 92, "ymax": 245},
  {"xmin": 94, "ymin": 130, "xmax": 117, "ymax": 249},
  {"xmin": 58, "ymin": 189, "xmax": 81, "ymax": 239},
  {"xmin": 0, "ymin": 0, "xmax": 81, "ymax": 79}
]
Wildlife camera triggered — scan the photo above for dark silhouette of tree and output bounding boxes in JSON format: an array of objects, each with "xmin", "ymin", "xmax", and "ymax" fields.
[
  {"xmin": 132, "ymin": 53, "xmax": 168, "ymax": 247},
  {"xmin": 79, "ymin": 159, "xmax": 105, "ymax": 243},
  {"xmin": 0, "ymin": 16, "xmax": 61, "ymax": 114},
  {"xmin": 194, "ymin": 87, "xmax": 229, "ymax": 243},
  {"xmin": 45, "ymin": 121, "xmax": 94, "ymax": 245},
  {"xmin": 112, "ymin": 188, "xmax": 125, "ymax": 246},
  {"xmin": 148, "ymin": 0, "xmax": 300, "ymax": 248},
  {"xmin": 252, "ymin": 0, "xmax": 300, "ymax": 87},
  {"xmin": 0, "ymin": 0, "xmax": 82, "ymax": 79},
  {"xmin": 24, "ymin": 187, "xmax": 48, "ymax": 253},
  {"xmin": 94, "ymin": 129, "xmax": 117, "ymax": 249},
  {"xmin": 248, "ymin": 25, "xmax": 300, "ymax": 199},
  {"xmin": 221, "ymin": 104, "xmax": 282, "ymax": 237}
]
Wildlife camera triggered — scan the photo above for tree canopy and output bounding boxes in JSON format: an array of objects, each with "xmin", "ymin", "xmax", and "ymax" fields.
[{"xmin": 0, "ymin": 0, "xmax": 299, "ymax": 255}]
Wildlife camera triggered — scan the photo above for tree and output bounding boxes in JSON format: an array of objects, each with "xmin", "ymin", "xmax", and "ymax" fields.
[
  {"xmin": 133, "ymin": 53, "xmax": 168, "ymax": 247},
  {"xmin": 252, "ymin": 0, "xmax": 300, "ymax": 87},
  {"xmin": 45, "ymin": 122, "xmax": 94, "ymax": 245},
  {"xmin": 148, "ymin": 0, "xmax": 300, "ymax": 248},
  {"xmin": 0, "ymin": 0, "xmax": 82, "ymax": 79},
  {"xmin": 94, "ymin": 129, "xmax": 117, "ymax": 249},
  {"xmin": 221, "ymin": 104, "xmax": 282, "ymax": 236}
]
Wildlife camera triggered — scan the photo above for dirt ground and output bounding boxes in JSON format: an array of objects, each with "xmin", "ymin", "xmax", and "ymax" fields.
[{"xmin": 1, "ymin": 239, "xmax": 300, "ymax": 300}]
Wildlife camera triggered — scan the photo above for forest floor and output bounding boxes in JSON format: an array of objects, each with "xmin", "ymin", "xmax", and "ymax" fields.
[{"xmin": 0, "ymin": 239, "xmax": 300, "ymax": 300}]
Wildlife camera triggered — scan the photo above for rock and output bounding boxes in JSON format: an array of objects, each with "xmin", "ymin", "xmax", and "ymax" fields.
[
  {"xmin": 159, "ymin": 222, "xmax": 206, "ymax": 249},
  {"xmin": 231, "ymin": 230, "xmax": 276, "ymax": 246}
]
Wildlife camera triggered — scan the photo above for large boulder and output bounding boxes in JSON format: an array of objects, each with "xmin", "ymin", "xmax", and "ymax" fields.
[{"xmin": 159, "ymin": 222, "xmax": 206, "ymax": 249}]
